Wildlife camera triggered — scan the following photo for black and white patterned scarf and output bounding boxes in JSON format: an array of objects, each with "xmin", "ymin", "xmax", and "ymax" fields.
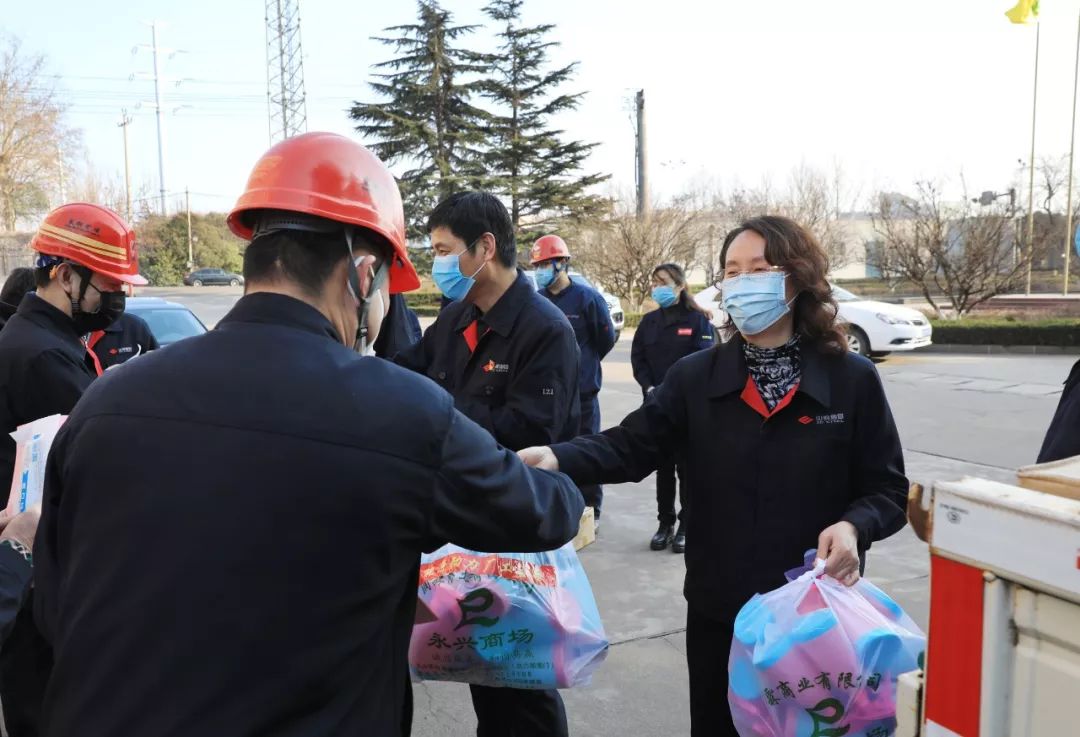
[{"xmin": 743, "ymin": 336, "xmax": 802, "ymax": 410}]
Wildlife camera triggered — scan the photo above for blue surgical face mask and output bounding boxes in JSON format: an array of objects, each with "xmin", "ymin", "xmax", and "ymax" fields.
[
  {"xmin": 432, "ymin": 241, "xmax": 485, "ymax": 302},
  {"xmin": 651, "ymin": 285, "xmax": 678, "ymax": 308},
  {"xmin": 721, "ymin": 271, "xmax": 793, "ymax": 335},
  {"xmin": 535, "ymin": 265, "xmax": 557, "ymax": 289}
]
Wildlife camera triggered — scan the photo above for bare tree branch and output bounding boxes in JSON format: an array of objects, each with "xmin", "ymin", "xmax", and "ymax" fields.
[
  {"xmin": 564, "ymin": 196, "xmax": 705, "ymax": 309},
  {"xmin": 870, "ymin": 180, "xmax": 1027, "ymax": 318},
  {"xmin": 0, "ymin": 36, "xmax": 76, "ymax": 231}
]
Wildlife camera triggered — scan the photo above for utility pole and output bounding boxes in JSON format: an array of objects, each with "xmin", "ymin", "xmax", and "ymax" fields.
[
  {"xmin": 56, "ymin": 143, "xmax": 66, "ymax": 203},
  {"xmin": 1024, "ymin": 23, "xmax": 1040, "ymax": 296},
  {"xmin": 707, "ymin": 224, "xmax": 716, "ymax": 284},
  {"xmin": 151, "ymin": 23, "xmax": 167, "ymax": 216},
  {"xmin": 135, "ymin": 22, "xmax": 182, "ymax": 216},
  {"xmin": 186, "ymin": 188, "xmax": 194, "ymax": 270},
  {"xmin": 635, "ymin": 89, "xmax": 649, "ymax": 219},
  {"xmin": 118, "ymin": 110, "xmax": 133, "ymax": 222},
  {"xmin": 1062, "ymin": 10, "xmax": 1080, "ymax": 296}
]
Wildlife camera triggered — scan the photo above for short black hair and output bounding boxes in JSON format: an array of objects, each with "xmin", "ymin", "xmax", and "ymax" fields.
[
  {"xmin": 243, "ymin": 228, "xmax": 389, "ymax": 297},
  {"xmin": 33, "ymin": 266, "xmax": 53, "ymax": 290},
  {"xmin": 427, "ymin": 192, "xmax": 516, "ymax": 268},
  {"xmin": 2, "ymin": 268, "xmax": 36, "ymax": 304}
]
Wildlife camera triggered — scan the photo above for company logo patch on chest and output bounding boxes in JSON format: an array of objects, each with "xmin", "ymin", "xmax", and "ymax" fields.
[
  {"xmin": 677, "ymin": 328, "xmax": 693, "ymax": 336},
  {"xmin": 482, "ymin": 359, "xmax": 510, "ymax": 374},
  {"xmin": 800, "ymin": 413, "xmax": 846, "ymax": 426}
]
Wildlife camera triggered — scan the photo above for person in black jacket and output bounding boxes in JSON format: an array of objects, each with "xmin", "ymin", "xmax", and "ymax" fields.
[
  {"xmin": 1037, "ymin": 358, "xmax": 1080, "ymax": 463},
  {"xmin": 85, "ymin": 312, "xmax": 160, "ymax": 373},
  {"xmin": 0, "ymin": 507, "xmax": 40, "ymax": 646},
  {"xmin": 0, "ymin": 268, "xmax": 36, "ymax": 329},
  {"xmin": 521, "ymin": 216, "xmax": 908, "ymax": 737},
  {"xmin": 33, "ymin": 134, "xmax": 583, "ymax": 737},
  {"xmin": 373, "ymin": 292, "xmax": 423, "ymax": 359},
  {"xmin": 630, "ymin": 263, "xmax": 714, "ymax": 553},
  {"xmin": 394, "ymin": 192, "xmax": 580, "ymax": 737},
  {"xmin": 0, "ymin": 202, "xmax": 145, "ymax": 737}
]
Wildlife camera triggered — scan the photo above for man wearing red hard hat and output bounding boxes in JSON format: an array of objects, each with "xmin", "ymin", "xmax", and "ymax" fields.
[
  {"xmin": 0, "ymin": 201, "xmax": 144, "ymax": 736},
  {"xmin": 32, "ymin": 132, "xmax": 583, "ymax": 737},
  {"xmin": 530, "ymin": 234, "xmax": 615, "ymax": 526}
]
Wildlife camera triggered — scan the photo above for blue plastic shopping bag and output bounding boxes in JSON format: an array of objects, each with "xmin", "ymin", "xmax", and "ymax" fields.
[{"xmin": 409, "ymin": 542, "xmax": 608, "ymax": 689}]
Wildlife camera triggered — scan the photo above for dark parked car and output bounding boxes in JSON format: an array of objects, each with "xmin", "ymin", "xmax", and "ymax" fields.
[
  {"xmin": 125, "ymin": 297, "xmax": 208, "ymax": 346},
  {"xmin": 184, "ymin": 268, "xmax": 244, "ymax": 287}
]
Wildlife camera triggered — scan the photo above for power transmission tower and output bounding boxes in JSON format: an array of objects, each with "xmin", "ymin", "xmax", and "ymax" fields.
[{"xmin": 265, "ymin": 0, "xmax": 308, "ymax": 143}]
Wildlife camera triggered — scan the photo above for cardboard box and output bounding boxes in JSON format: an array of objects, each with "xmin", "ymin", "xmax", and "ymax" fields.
[
  {"xmin": 572, "ymin": 507, "xmax": 595, "ymax": 551},
  {"xmin": 1017, "ymin": 455, "xmax": 1080, "ymax": 502}
]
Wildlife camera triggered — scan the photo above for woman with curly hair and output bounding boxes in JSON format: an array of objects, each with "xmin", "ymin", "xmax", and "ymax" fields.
[{"xmin": 520, "ymin": 215, "xmax": 909, "ymax": 736}]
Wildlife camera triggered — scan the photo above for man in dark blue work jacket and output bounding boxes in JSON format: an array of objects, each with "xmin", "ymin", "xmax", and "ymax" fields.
[
  {"xmin": 395, "ymin": 192, "xmax": 581, "ymax": 737},
  {"xmin": 33, "ymin": 133, "xmax": 583, "ymax": 737},
  {"xmin": 1038, "ymin": 358, "xmax": 1080, "ymax": 463},
  {"xmin": 529, "ymin": 235, "xmax": 615, "ymax": 521},
  {"xmin": 373, "ymin": 293, "xmax": 423, "ymax": 358},
  {"xmin": 85, "ymin": 312, "xmax": 159, "ymax": 373}
]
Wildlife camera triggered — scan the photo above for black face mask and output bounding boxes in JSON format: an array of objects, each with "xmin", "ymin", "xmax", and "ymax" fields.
[{"xmin": 69, "ymin": 267, "xmax": 126, "ymax": 334}]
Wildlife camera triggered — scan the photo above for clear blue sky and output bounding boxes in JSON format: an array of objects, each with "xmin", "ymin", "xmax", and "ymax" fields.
[{"xmin": 8, "ymin": 0, "xmax": 1080, "ymax": 215}]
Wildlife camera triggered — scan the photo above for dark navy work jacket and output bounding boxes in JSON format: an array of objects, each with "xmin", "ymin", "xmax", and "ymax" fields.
[{"xmin": 33, "ymin": 293, "xmax": 582, "ymax": 737}]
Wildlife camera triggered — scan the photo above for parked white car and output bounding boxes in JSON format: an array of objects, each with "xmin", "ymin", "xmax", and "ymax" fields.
[{"xmin": 693, "ymin": 283, "xmax": 932, "ymax": 358}]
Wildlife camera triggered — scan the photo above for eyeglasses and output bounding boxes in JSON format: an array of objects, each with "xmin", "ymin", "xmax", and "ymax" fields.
[{"xmin": 714, "ymin": 266, "xmax": 785, "ymax": 289}]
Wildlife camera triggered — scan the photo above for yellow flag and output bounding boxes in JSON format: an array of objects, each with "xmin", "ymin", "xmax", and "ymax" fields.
[{"xmin": 1006, "ymin": 0, "xmax": 1040, "ymax": 24}]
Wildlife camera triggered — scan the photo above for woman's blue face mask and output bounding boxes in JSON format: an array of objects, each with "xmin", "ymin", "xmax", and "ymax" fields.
[
  {"xmin": 721, "ymin": 271, "xmax": 794, "ymax": 335},
  {"xmin": 651, "ymin": 285, "xmax": 678, "ymax": 308}
]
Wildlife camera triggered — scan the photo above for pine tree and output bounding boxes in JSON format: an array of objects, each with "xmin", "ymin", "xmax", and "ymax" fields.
[
  {"xmin": 480, "ymin": 0, "xmax": 609, "ymax": 245},
  {"xmin": 350, "ymin": 1, "xmax": 490, "ymax": 240}
]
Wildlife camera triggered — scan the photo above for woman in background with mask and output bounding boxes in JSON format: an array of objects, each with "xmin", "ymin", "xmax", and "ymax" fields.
[
  {"xmin": 519, "ymin": 216, "xmax": 908, "ymax": 737},
  {"xmin": 630, "ymin": 263, "xmax": 714, "ymax": 553}
]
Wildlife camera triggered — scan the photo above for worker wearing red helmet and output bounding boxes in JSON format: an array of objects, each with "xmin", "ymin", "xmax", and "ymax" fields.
[
  {"xmin": 530, "ymin": 234, "xmax": 615, "ymax": 523},
  {"xmin": 0, "ymin": 201, "xmax": 144, "ymax": 482},
  {"xmin": 33, "ymin": 132, "xmax": 583, "ymax": 737},
  {"xmin": 0, "ymin": 201, "xmax": 144, "ymax": 736}
]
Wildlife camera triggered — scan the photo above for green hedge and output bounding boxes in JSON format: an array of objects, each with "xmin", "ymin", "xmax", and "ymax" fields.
[
  {"xmin": 929, "ymin": 318, "xmax": 1080, "ymax": 346},
  {"xmin": 405, "ymin": 290, "xmax": 443, "ymax": 308}
]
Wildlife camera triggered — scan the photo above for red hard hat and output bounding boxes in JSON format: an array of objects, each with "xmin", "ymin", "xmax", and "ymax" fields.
[
  {"xmin": 29, "ymin": 203, "xmax": 147, "ymax": 286},
  {"xmin": 228, "ymin": 132, "xmax": 420, "ymax": 294},
  {"xmin": 529, "ymin": 234, "xmax": 571, "ymax": 264}
]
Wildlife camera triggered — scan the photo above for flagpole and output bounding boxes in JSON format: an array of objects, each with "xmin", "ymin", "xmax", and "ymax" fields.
[
  {"xmin": 1025, "ymin": 21, "xmax": 1040, "ymax": 296},
  {"xmin": 1064, "ymin": 11, "xmax": 1080, "ymax": 296}
]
